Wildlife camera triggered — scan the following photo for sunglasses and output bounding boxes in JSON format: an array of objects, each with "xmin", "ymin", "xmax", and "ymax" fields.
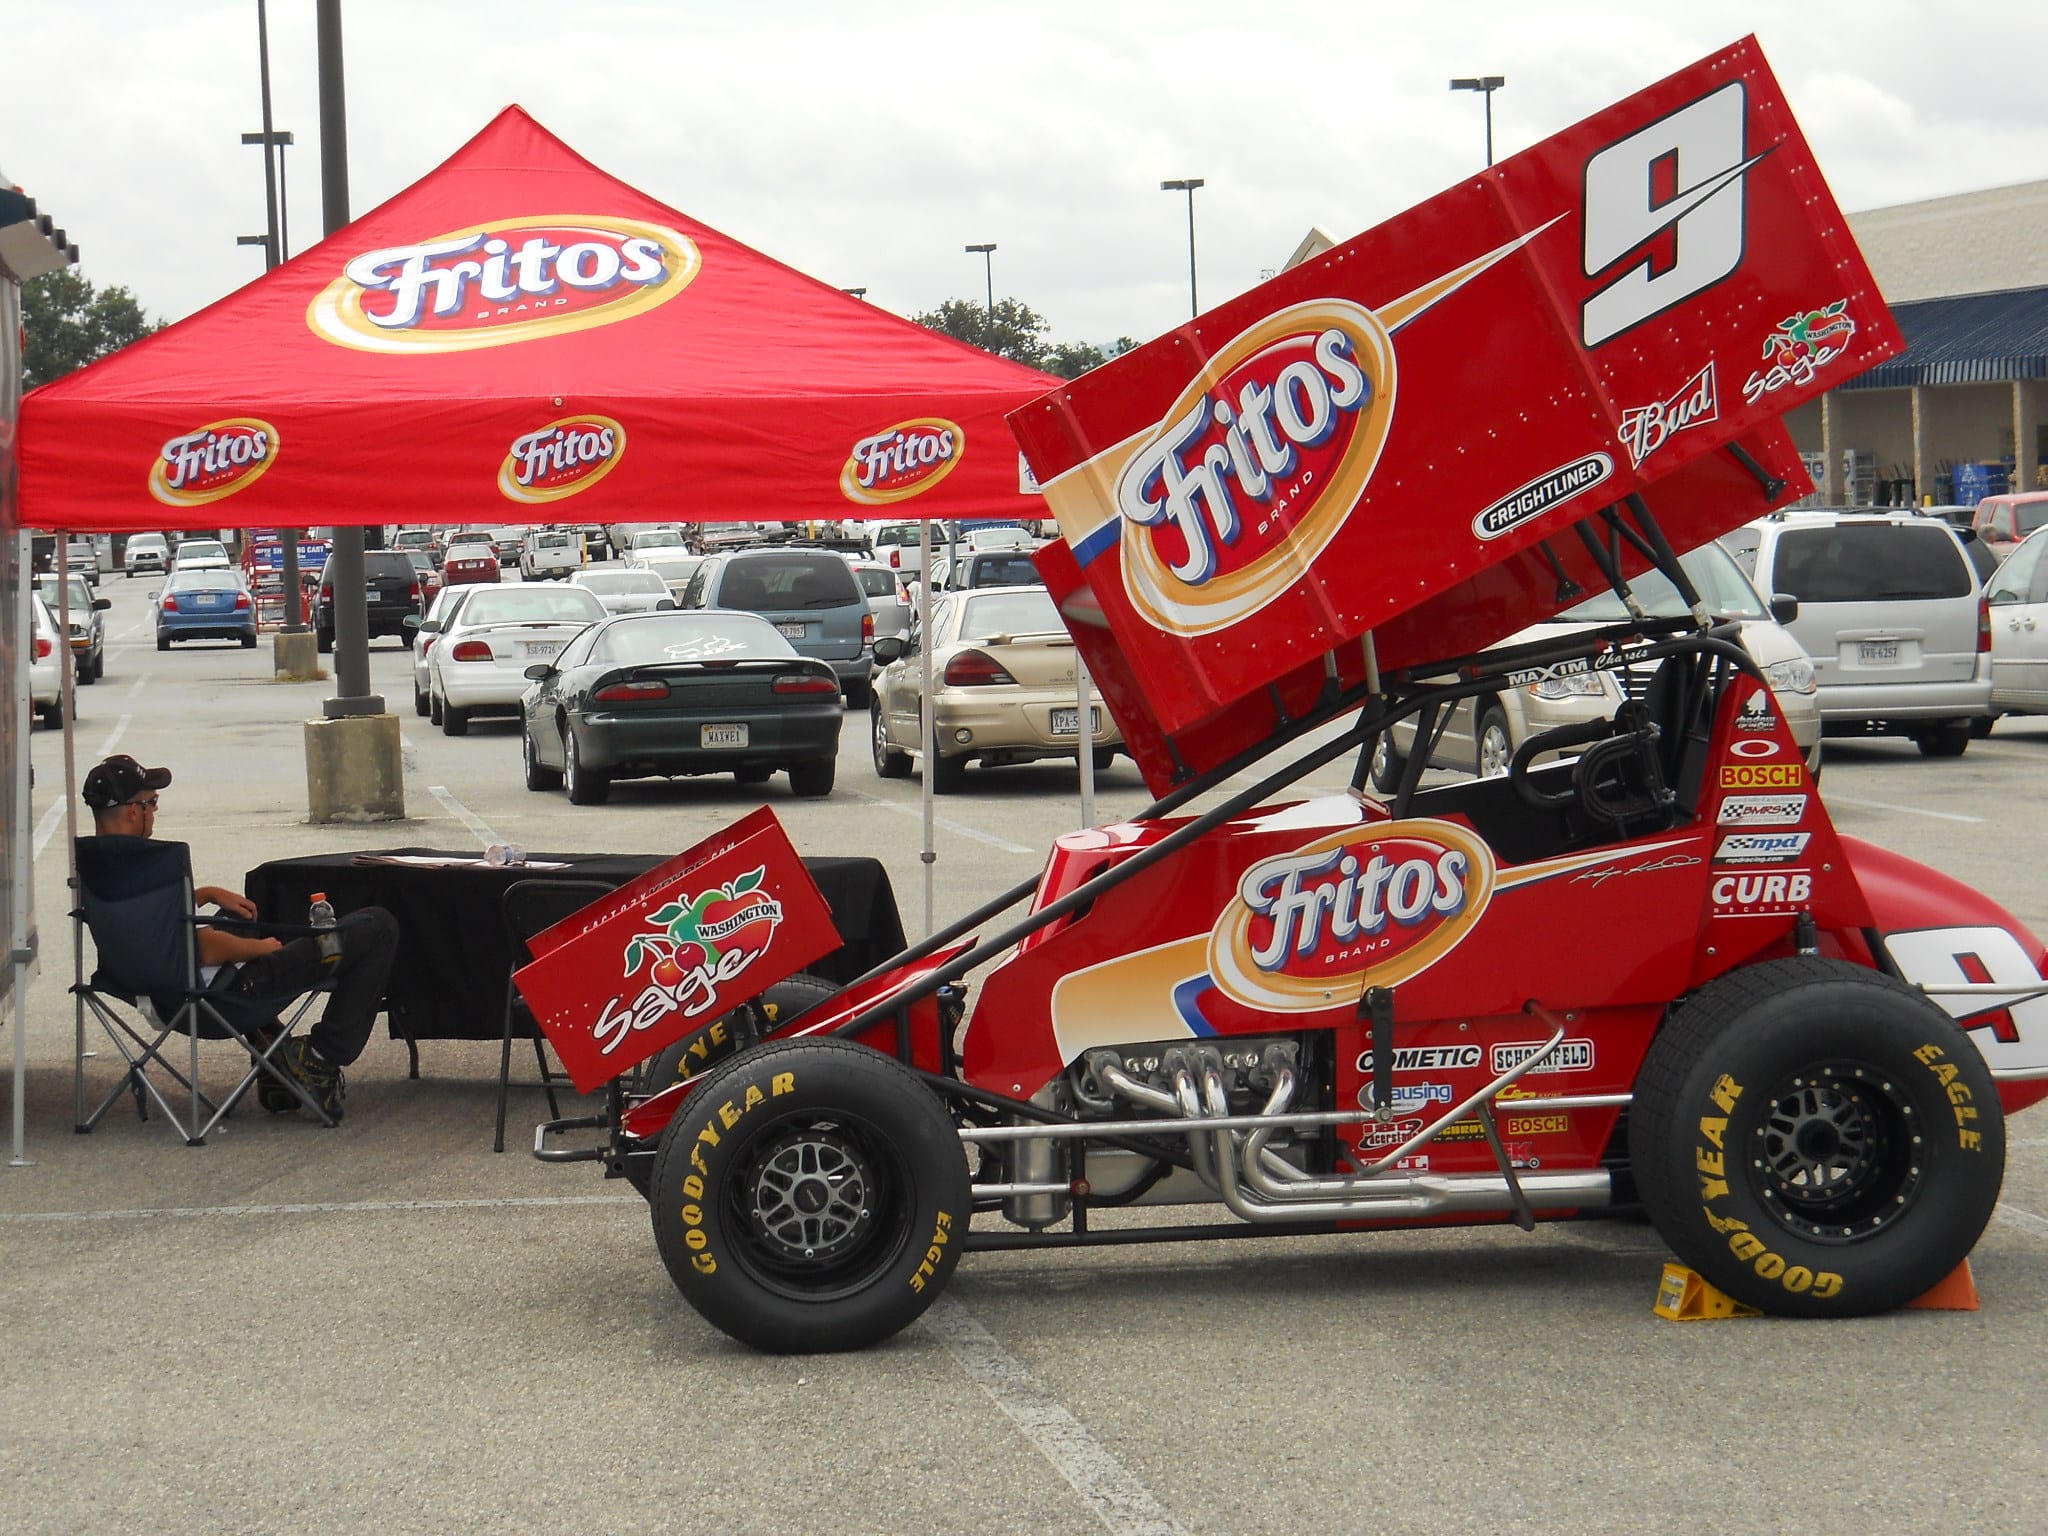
[{"xmin": 127, "ymin": 796, "xmax": 160, "ymax": 810}]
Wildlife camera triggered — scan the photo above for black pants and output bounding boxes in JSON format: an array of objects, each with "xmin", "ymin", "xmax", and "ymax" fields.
[{"xmin": 228, "ymin": 907, "xmax": 399, "ymax": 1066}]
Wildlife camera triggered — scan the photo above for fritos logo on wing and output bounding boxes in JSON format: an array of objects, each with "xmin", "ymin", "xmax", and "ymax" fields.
[
  {"xmin": 499, "ymin": 415, "xmax": 627, "ymax": 503},
  {"xmin": 1208, "ymin": 819, "xmax": 1494, "ymax": 1012},
  {"xmin": 590, "ymin": 868, "xmax": 785, "ymax": 1062},
  {"xmin": 148, "ymin": 418, "xmax": 280, "ymax": 506},
  {"xmin": 840, "ymin": 418, "xmax": 965, "ymax": 505},
  {"xmin": 307, "ymin": 215, "xmax": 699, "ymax": 354},
  {"xmin": 1112, "ymin": 301, "xmax": 1395, "ymax": 636}
]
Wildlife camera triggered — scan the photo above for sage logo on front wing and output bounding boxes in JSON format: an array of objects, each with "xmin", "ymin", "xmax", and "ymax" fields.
[
  {"xmin": 499, "ymin": 416, "xmax": 626, "ymax": 503},
  {"xmin": 149, "ymin": 419, "xmax": 280, "ymax": 506},
  {"xmin": 1208, "ymin": 819, "xmax": 1495, "ymax": 1013},
  {"xmin": 307, "ymin": 216, "xmax": 699, "ymax": 354},
  {"xmin": 841, "ymin": 419, "xmax": 964, "ymax": 504}
]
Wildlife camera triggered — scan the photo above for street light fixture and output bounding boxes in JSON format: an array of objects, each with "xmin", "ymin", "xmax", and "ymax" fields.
[
  {"xmin": 964, "ymin": 243, "xmax": 996, "ymax": 330},
  {"xmin": 1449, "ymin": 76, "xmax": 1506, "ymax": 167},
  {"xmin": 841, "ymin": 286, "xmax": 868, "ymax": 300},
  {"xmin": 1160, "ymin": 178, "xmax": 1205, "ymax": 318}
]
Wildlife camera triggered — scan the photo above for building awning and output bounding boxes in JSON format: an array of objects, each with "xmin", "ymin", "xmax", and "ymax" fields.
[{"xmin": 1844, "ymin": 284, "xmax": 2048, "ymax": 389}]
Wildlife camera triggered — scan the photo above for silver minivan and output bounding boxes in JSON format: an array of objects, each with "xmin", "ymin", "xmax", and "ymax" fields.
[
  {"xmin": 1727, "ymin": 510, "xmax": 1991, "ymax": 757},
  {"xmin": 681, "ymin": 549, "xmax": 874, "ymax": 707}
]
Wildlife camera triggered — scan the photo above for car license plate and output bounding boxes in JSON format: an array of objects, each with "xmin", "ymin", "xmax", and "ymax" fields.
[
  {"xmin": 702, "ymin": 723, "xmax": 748, "ymax": 749},
  {"xmin": 524, "ymin": 640, "xmax": 563, "ymax": 658},
  {"xmin": 1050, "ymin": 707, "xmax": 1102, "ymax": 735},
  {"xmin": 1858, "ymin": 640, "xmax": 1900, "ymax": 664},
  {"xmin": 777, "ymin": 622, "xmax": 807, "ymax": 639},
  {"xmin": 198, "ymin": 595, "xmax": 224, "ymax": 608}
]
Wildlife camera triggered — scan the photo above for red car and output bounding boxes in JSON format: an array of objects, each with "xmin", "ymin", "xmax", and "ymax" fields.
[
  {"xmin": 530, "ymin": 44, "xmax": 2048, "ymax": 1354},
  {"xmin": 441, "ymin": 542, "xmax": 501, "ymax": 586}
]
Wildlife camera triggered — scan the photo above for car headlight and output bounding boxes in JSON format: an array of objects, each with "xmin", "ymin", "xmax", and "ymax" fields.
[
  {"xmin": 1527, "ymin": 674, "xmax": 1607, "ymax": 700},
  {"xmin": 1764, "ymin": 657, "xmax": 1816, "ymax": 695}
]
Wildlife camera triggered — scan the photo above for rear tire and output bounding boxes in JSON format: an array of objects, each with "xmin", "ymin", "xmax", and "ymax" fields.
[
  {"xmin": 240, "ymin": 633, "xmax": 257, "ymax": 649},
  {"xmin": 441, "ymin": 704, "xmax": 469, "ymax": 737},
  {"xmin": 429, "ymin": 690, "xmax": 444, "ymax": 726},
  {"xmin": 413, "ymin": 682, "xmax": 430, "ymax": 718},
  {"xmin": 642, "ymin": 973, "xmax": 838, "ymax": 1093},
  {"xmin": 1630, "ymin": 957, "xmax": 2004, "ymax": 1317},
  {"xmin": 931, "ymin": 752, "xmax": 967, "ymax": 795},
  {"xmin": 1370, "ymin": 733, "xmax": 1408, "ymax": 794},
  {"xmin": 648, "ymin": 1038, "xmax": 969, "ymax": 1353},
  {"xmin": 842, "ymin": 679, "xmax": 872, "ymax": 711},
  {"xmin": 788, "ymin": 757, "xmax": 836, "ymax": 798},
  {"xmin": 1915, "ymin": 721, "xmax": 1971, "ymax": 758},
  {"xmin": 39, "ymin": 699, "xmax": 63, "ymax": 729},
  {"xmin": 871, "ymin": 704, "xmax": 911, "ymax": 779},
  {"xmin": 1090, "ymin": 745, "xmax": 1116, "ymax": 772},
  {"xmin": 523, "ymin": 724, "xmax": 562, "ymax": 790},
  {"xmin": 734, "ymin": 766, "xmax": 774, "ymax": 786},
  {"xmin": 565, "ymin": 730, "xmax": 609, "ymax": 805},
  {"xmin": 157, "ymin": 634, "xmax": 170, "ymax": 652},
  {"xmin": 316, "ymin": 629, "xmax": 333, "ymax": 654}
]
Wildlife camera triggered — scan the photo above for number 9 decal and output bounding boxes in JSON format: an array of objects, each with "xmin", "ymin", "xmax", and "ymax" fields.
[
  {"xmin": 1581, "ymin": 82, "xmax": 1767, "ymax": 348},
  {"xmin": 1884, "ymin": 925, "xmax": 2048, "ymax": 1075}
]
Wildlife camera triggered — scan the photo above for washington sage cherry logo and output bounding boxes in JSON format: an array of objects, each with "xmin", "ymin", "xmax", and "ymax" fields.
[
  {"xmin": 841, "ymin": 418, "xmax": 965, "ymax": 505},
  {"xmin": 307, "ymin": 215, "xmax": 700, "ymax": 354},
  {"xmin": 499, "ymin": 416, "xmax": 627, "ymax": 504},
  {"xmin": 1207, "ymin": 819, "xmax": 1495, "ymax": 1013},
  {"xmin": 590, "ymin": 869, "xmax": 785, "ymax": 1058},
  {"xmin": 148, "ymin": 419, "xmax": 280, "ymax": 507}
]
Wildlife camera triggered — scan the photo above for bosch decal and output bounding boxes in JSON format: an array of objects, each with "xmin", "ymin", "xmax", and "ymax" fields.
[
  {"xmin": 589, "ymin": 867, "xmax": 784, "ymax": 1058},
  {"xmin": 1473, "ymin": 454, "xmax": 1614, "ymax": 541},
  {"xmin": 499, "ymin": 416, "xmax": 626, "ymax": 503},
  {"xmin": 307, "ymin": 216, "xmax": 699, "ymax": 354},
  {"xmin": 1617, "ymin": 363, "xmax": 1718, "ymax": 469},
  {"xmin": 1742, "ymin": 300, "xmax": 1855, "ymax": 405},
  {"xmin": 1720, "ymin": 763, "xmax": 1802, "ymax": 790},
  {"xmin": 840, "ymin": 419, "xmax": 965, "ymax": 505},
  {"xmin": 1211, "ymin": 820, "xmax": 1496, "ymax": 1013},
  {"xmin": 149, "ymin": 419, "xmax": 279, "ymax": 506},
  {"xmin": 1490, "ymin": 1039, "xmax": 1595, "ymax": 1075},
  {"xmin": 1717, "ymin": 793, "xmax": 1807, "ymax": 826},
  {"xmin": 1714, "ymin": 832, "xmax": 1811, "ymax": 866},
  {"xmin": 1711, "ymin": 869, "xmax": 1814, "ymax": 916}
]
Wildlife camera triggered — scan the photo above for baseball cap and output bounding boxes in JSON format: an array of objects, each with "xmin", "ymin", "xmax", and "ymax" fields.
[{"xmin": 82, "ymin": 754, "xmax": 173, "ymax": 810}]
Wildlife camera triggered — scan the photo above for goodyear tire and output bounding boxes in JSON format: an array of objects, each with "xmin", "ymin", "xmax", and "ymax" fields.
[
  {"xmin": 1631, "ymin": 958, "xmax": 2004, "ymax": 1317},
  {"xmin": 642, "ymin": 972, "xmax": 838, "ymax": 1093},
  {"xmin": 649, "ymin": 1038, "xmax": 969, "ymax": 1353}
]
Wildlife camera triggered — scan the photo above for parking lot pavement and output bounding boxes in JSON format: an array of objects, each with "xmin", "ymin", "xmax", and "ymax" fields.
[{"xmin": 8, "ymin": 578, "xmax": 2048, "ymax": 1532}]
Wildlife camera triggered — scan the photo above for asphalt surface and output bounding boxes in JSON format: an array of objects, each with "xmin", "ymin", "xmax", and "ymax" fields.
[{"xmin": 7, "ymin": 573, "xmax": 2048, "ymax": 1534}]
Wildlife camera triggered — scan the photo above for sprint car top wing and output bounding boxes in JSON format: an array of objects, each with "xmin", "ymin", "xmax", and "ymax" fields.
[{"xmin": 1009, "ymin": 36, "xmax": 1902, "ymax": 792}]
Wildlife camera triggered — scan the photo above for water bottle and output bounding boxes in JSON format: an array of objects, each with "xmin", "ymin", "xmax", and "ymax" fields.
[{"xmin": 309, "ymin": 891, "xmax": 341, "ymax": 962}]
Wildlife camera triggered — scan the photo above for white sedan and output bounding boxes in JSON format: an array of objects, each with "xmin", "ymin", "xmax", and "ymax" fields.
[
  {"xmin": 427, "ymin": 583, "xmax": 606, "ymax": 735},
  {"xmin": 171, "ymin": 538, "xmax": 232, "ymax": 571},
  {"xmin": 29, "ymin": 595, "xmax": 66, "ymax": 728},
  {"xmin": 570, "ymin": 568, "xmax": 676, "ymax": 615}
]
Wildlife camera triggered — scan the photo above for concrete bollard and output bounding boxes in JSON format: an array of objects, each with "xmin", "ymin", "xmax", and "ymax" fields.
[
  {"xmin": 273, "ymin": 630, "xmax": 321, "ymax": 681},
  {"xmin": 303, "ymin": 713, "xmax": 405, "ymax": 822}
]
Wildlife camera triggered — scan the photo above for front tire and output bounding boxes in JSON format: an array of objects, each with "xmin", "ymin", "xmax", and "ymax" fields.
[
  {"xmin": 648, "ymin": 1039, "xmax": 970, "ymax": 1353},
  {"xmin": 1475, "ymin": 703, "xmax": 1512, "ymax": 779},
  {"xmin": 1630, "ymin": 958, "xmax": 2005, "ymax": 1317},
  {"xmin": 1370, "ymin": 732, "xmax": 1408, "ymax": 794}
]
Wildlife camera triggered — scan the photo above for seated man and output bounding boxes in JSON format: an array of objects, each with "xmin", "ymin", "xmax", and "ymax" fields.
[{"xmin": 83, "ymin": 754, "xmax": 399, "ymax": 1124}]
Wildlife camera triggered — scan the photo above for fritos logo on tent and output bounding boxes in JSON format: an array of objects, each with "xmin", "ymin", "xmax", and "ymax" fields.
[
  {"xmin": 840, "ymin": 419, "xmax": 965, "ymax": 505},
  {"xmin": 307, "ymin": 216, "xmax": 699, "ymax": 354},
  {"xmin": 148, "ymin": 419, "xmax": 280, "ymax": 506},
  {"xmin": 499, "ymin": 416, "xmax": 627, "ymax": 503}
]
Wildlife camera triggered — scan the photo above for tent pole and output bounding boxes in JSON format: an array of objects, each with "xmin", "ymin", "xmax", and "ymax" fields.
[
  {"xmin": 919, "ymin": 518, "xmax": 935, "ymax": 937},
  {"xmin": 56, "ymin": 544, "xmax": 83, "ymax": 1154},
  {"xmin": 1076, "ymin": 653, "xmax": 1096, "ymax": 829},
  {"xmin": 10, "ymin": 531, "xmax": 32, "ymax": 1166}
]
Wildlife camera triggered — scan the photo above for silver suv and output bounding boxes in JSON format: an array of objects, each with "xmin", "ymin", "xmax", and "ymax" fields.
[
  {"xmin": 680, "ymin": 549, "xmax": 873, "ymax": 706},
  {"xmin": 1724, "ymin": 510, "xmax": 1991, "ymax": 757}
]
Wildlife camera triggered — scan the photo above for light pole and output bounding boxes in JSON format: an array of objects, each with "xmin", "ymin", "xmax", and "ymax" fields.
[
  {"xmin": 841, "ymin": 286, "xmax": 868, "ymax": 300},
  {"xmin": 1449, "ymin": 76, "xmax": 1505, "ymax": 167},
  {"xmin": 1160, "ymin": 178, "xmax": 1205, "ymax": 318},
  {"xmin": 965, "ymin": 242, "xmax": 996, "ymax": 333}
]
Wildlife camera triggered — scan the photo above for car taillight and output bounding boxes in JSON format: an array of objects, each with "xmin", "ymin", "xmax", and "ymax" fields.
[
  {"xmin": 162, "ymin": 596, "xmax": 178, "ymax": 612},
  {"xmin": 35, "ymin": 636, "xmax": 52, "ymax": 659},
  {"xmin": 861, "ymin": 611, "xmax": 875, "ymax": 645},
  {"xmin": 944, "ymin": 649, "xmax": 1015, "ymax": 686},
  {"xmin": 409, "ymin": 582, "xmax": 422, "ymax": 601},
  {"xmin": 773, "ymin": 674, "xmax": 839, "ymax": 695},
  {"xmin": 594, "ymin": 679, "xmax": 669, "ymax": 702},
  {"xmin": 450, "ymin": 640, "xmax": 494, "ymax": 661},
  {"xmin": 1979, "ymin": 595, "xmax": 1992, "ymax": 654},
  {"xmin": 234, "ymin": 591, "xmax": 251, "ymax": 609},
  {"xmin": 889, "ymin": 549, "xmax": 901, "ymax": 569}
]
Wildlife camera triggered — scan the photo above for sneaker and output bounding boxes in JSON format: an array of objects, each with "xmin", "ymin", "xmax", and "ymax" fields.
[
  {"xmin": 247, "ymin": 1025, "xmax": 296, "ymax": 1114},
  {"xmin": 273, "ymin": 1037, "xmax": 347, "ymax": 1124}
]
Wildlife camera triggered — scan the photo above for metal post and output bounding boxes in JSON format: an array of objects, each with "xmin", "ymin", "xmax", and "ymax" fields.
[
  {"xmin": 1161, "ymin": 180, "xmax": 1205, "ymax": 317},
  {"xmin": 1076, "ymin": 654, "xmax": 1096, "ymax": 829},
  {"xmin": 1450, "ymin": 77, "xmax": 1505, "ymax": 169},
  {"xmin": 249, "ymin": 1, "xmax": 307, "ymax": 631},
  {"xmin": 918, "ymin": 519, "xmax": 935, "ymax": 937},
  {"xmin": 10, "ymin": 531, "xmax": 32, "ymax": 1166},
  {"xmin": 965, "ymin": 243, "xmax": 996, "ymax": 343}
]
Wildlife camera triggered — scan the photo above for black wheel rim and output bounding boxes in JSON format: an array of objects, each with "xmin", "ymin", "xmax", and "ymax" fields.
[
  {"xmin": 722, "ymin": 1110, "xmax": 914, "ymax": 1302},
  {"xmin": 1749, "ymin": 1059, "xmax": 1925, "ymax": 1244}
]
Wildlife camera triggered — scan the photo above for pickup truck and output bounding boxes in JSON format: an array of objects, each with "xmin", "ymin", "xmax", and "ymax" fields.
[{"xmin": 520, "ymin": 528, "xmax": 583, "ymax": 580}]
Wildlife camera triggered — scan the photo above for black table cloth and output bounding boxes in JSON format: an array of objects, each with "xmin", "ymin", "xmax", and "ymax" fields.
[{"xmin": 245, "ymin": 848, "xmax": 907, "ymax": 1050}]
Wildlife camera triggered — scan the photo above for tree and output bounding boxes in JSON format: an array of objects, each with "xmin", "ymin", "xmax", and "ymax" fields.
[
  {"xmin": 1045, "ymin": 336, "xmax": 1138, "ymax": 381},
  {"xmin": 20, "ymin": 271, "xmax": 161, "ymax": 389},
  {"xmin": 911, "ymin": 296, "xmax": 1053, "ymax": 369}
]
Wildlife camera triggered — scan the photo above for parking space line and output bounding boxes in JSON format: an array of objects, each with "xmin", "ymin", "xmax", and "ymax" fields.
[
  {"xmin": 1824, "ymin": 795, "xmax": 1986, "ymax": 825},
  {"xmin": 0, "ymin": 1194, "xmax": 643, "ymax": 1225},
  {"xmin": 427, "ymin": 783, "xmax": 503, "ymax": 847},
  {"xmin": 927, "ymin": 1297, "xmax": 1189, "ymax": 1536},
  {"xmin": 847, "ymin": 791, "xmax": 1034, "ymax": 855},
  {"xmin": 1996, "ymin": 1202, "xmax": 2048, "ymax": 1241},
  {"xmin": 33, "ymin": 714, "xmax": 131, "ymax": 857}
]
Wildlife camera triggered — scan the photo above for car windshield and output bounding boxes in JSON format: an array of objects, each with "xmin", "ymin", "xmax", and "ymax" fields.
[
  {"xmin": 37, "ymin": 576, "xmax": 94, "ymax": 609},
  {"xmin": 959, "ymin": 589, "xmax": 1063, "ymax": 640},
  {"xmin": 855, "ymin": 567, "xmax": 901, "ymax": 598},
  {"xmin": 578, "ymin": 571, "xmax": 669, "ymax": 595},
  {"xmin": 1774, "ymin": 523, "xmax": 1972, "ymax": 602},
  {"xmin": 167, "ymin": 569, "xmax": 243, "ymax": 591},
  {"xmin": 591, "ymin": 613, "xmax": 794, "ymax": 665},
  {"xmin": 632, "ymin": 530, "xmax": 686, "ymax": 548},
  {"xmin": 1554, "ymin": 541, "xmax": 1769, "ymax": 622},
  {"xmin": 178, "ymin": 541, "xmax": 227, "ymax": 561},
  {"xmin": 718, "ymin": 553, "xmax": 861, "ymax": 611},
  {"xmin": 458, "ymin": 587, "xmax": 606, "ymax": 625},
  {"xmin": 2019, "ymin": 504, "xmax": 2048, "ymax": 536}
]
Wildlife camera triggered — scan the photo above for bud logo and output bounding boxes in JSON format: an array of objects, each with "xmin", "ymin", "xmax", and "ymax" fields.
[
  {"xmin": 1617, "ymin": 363, "xmax": 1718, "ymax": 468},
  {"xmin": 1210, "ymin": 819, "xmax": 1495, "ymax": 1012},
  {"xmin": 149, "ymin": 419, "xmax": 280, "ymax": 506},
  {"xmin": 308, "ymin": 216, "xmax": 699, "ymax": 354},
  {"xmin": 499, "ymin": 416, "xmax": 626, "ymax": 503},
  {"xmin": 840, "ymin": 419, "xmax": 964, "ymax": 505},
  {"xmin": 589, "ymin": 867, "xmax": 783, "ymax": 1059}
]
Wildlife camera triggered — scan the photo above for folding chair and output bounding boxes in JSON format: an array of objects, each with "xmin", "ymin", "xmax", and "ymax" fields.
[
  {"xmin": 73, "ymin": 835, "xmax": 335, "ymax": 1144},
  {"xmin": 495, "ymin": 877, "xmax": 614, "ymax": 1153}
]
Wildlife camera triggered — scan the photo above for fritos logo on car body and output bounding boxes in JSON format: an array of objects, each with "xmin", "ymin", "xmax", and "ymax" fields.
[
  {"xmin": 1208, "ymin": 819, "xmax": 1495, "ymax": 1012},
  {"xmin": 840, "ymin": 419, "xmax": 965, "ymax": 505},
  {"xmin": 148, "ymin": 419, "xmax": 280, "ymax": 506},
  {"xmin": 499, "ymin": 416, "xmax": 627, "ymax": 503},
  {"xmin": 307, "ymin": 215, "xmax": 699, "ymax": 354}
]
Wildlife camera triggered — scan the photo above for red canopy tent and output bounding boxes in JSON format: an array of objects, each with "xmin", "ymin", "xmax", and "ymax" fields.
[{"xmin": 19, "ymin": 107, "xmax": 1056, "ymax": 532}]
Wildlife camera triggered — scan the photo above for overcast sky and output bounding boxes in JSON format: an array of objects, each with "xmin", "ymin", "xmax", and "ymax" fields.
[{"xmin": 10, "ymin": 1, "xmax": 2046, "ymax": 349}]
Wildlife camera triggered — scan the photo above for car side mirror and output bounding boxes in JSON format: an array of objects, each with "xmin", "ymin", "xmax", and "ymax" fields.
[
  {"xmin": 872, "ymin": 635, "xmax": 907, "ymax": 664},
  {"xmin": 93, "ymin": 597, "xmax": 112, "ymax": 611},
  {"xmin": 417, "ymin": 619, "xmax": 443, "ymax": 635},
  {"xmin": 523, "ymin": 663, "xmax": 554, "ymax": 680},
  {"xmin": 1768, "ymin": 593, "xmax": 1799, "ymax": 624},
  {"xmin": 656, "ymin": 598, "xmax": 677, "ymax": 611},
  {"xmin": 403, "ymin": 614, "xmax": 422, "ymax": 630}
]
